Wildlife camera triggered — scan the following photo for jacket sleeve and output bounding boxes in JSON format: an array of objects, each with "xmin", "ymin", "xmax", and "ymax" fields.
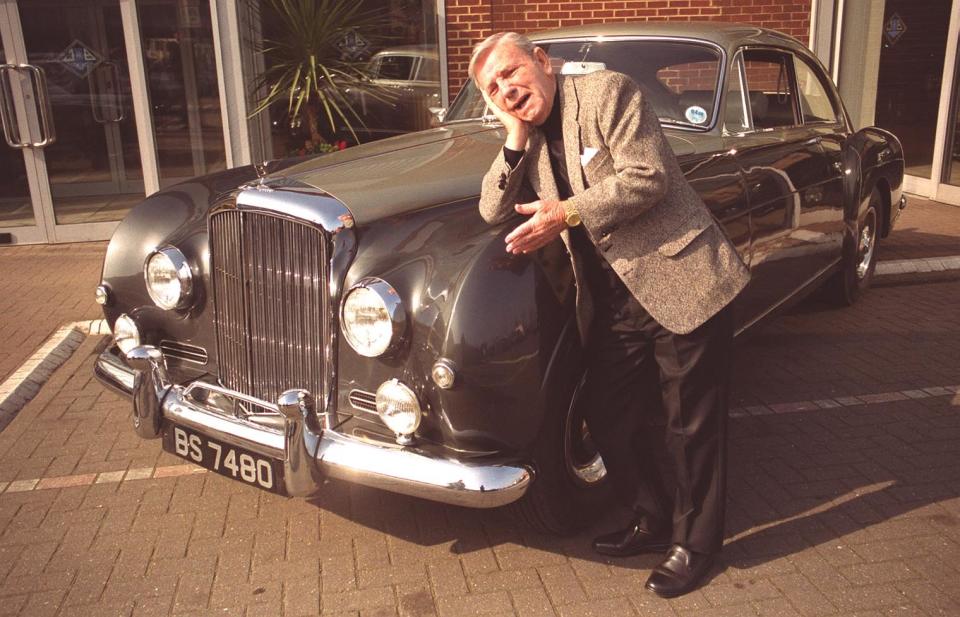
[
  {"xmin": 478, "ymin": 144, "xmax": 535, "ymax": 225},
  {"xmin": 563, "ymin": 72, "xmax": 668, "ymax": 235}
]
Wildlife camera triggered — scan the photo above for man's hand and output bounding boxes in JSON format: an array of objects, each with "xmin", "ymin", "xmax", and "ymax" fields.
[
  {"xmin": 482, "ymin": 90, "xmax": 528, "ymax": 151},
  {"xmin": 505, "ymin": 199, "xmax": 566, "ymax": 254}
]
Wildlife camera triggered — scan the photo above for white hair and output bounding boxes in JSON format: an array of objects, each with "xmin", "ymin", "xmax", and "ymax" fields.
[{"xmin": 468, "ymin": 32, "xmax": 537, "ymax": 85}]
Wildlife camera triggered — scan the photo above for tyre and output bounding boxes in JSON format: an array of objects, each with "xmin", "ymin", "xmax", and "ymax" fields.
[
  {"xmin": 829, "ymin": 187, "xmax": 881, "ymax": 306},
  {"xmin": 507, "ymin": 373, "xmax": 612, "ymax": 535}
]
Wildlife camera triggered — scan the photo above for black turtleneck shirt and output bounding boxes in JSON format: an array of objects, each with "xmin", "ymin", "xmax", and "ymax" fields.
[{"xmin": 503, "ymin": 90, "xmax": 623, "ymax": 300}]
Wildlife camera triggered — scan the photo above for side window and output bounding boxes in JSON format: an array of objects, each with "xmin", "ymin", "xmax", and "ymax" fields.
[
  {"xmin": 741, "ymin": 49, "xmax": 797, "ymax": 129},
  {"xmin": 376, "ymin": 55, "xmax": 415, "ymax": 80},
  {"xmin": 793, "ymin": 56, "xmax": 840, "ymax": 124},
  {"xmin": 724, "ymin": 54, "xmax": 750, "ymax": 133},
  {"xmin": 416, "ymin": 57, "xmax": 440, "ymax": 83}
]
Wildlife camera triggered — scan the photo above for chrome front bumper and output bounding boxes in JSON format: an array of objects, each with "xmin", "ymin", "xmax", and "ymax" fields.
[{"xmin": 95, "ymin": 345, "xmax": 532, "ymax": 508}]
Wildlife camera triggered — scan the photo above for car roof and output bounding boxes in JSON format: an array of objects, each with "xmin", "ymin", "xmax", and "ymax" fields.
[
  {"xmin": 371, "ymin": 45, "xmax": 440, "ymax": 60},
  {"xmin": 527, "ymin": 21, "xmax": 807, "ymax": 54}
]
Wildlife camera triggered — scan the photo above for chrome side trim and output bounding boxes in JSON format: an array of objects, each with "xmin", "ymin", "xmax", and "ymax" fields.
[{"xmin": 94, "ymin": 345, "xmax": 532, "ymax": 508}]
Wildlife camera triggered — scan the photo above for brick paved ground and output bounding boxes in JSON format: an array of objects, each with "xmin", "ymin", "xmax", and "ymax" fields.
[
  {"xmin": 0, "ymin": 243, "xmax": 105, "ymax": 384},
  {"xmin": 0, "ymin": 279, "xmax": 958, "ymax": 615},
  {"xmin": 0, "ymin": 197, "xmax": 957, "ymax": 616},
  {"xmin": 881, "ymin": 198, "xmax": 960, "ymax": 261}
]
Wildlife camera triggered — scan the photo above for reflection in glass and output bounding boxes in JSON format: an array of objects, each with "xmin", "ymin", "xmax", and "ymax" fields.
[
  {"xmin": 875, "ymin": 1, "xmax": 951, "ymax": 178},
  {"xmin": 247, "ymin": 0, "xmax": 441, "ymax": 160},
  {"xmin": 138, "ymin": 0, "xmax": 226, "ymax": 187},
  {"xmin": 20, "ymin": 1, "xmax": 144, "ymax": 225},
  {"xmin": 0, "ymin": 38, "xmax": 36, "ymax": 227}
]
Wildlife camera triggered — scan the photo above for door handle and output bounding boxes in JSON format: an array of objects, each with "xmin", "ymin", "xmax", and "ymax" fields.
[
  {"xmin": 90, "ymin": 61, "xmax": 125, "ymax": 124},
  {"xmin": 0, "ymin": 64, "xmax": 26, "ymax": 148},
  {"xmin": 0, "ymin": 63, "xmax": 56, "ymax": 147}
]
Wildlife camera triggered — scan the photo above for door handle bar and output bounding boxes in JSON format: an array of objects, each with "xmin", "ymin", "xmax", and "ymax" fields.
[
  {"xmin": 0, "ymin": 63, "xmax": 56, "ymax": 147},
  {"xmin": 0, "ymin": 64, "xmax": 26, "ymax": 148}
]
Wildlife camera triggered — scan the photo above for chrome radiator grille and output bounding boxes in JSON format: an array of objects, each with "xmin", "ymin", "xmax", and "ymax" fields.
[{"xmin": 210, "ymin": 209, "xmax": 328, "ymax": 410}]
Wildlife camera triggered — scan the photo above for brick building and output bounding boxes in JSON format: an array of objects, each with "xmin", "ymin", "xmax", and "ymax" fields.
[{"xmin": 1, "ymin": 0, "xmax": 958, "ymax": 245}]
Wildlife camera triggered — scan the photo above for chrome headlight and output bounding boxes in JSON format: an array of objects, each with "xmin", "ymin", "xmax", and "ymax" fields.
[
  {"xmin": 341, "ymin": 278, "xmax": 406, "ymax": 357},
  {"xmin": 144, "ymin": 247, "xmax": 193, "ymax": 310},
  {"xmin": 375, "ymin": 379, "xmax": 422, "ymax": 439},
  {"xmin": 113, "ymin": 313, "xmax": 141, "ymax": 355}
]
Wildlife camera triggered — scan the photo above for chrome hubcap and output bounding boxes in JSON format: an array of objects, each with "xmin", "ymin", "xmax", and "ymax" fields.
[{"xmin": 856, "ymin": 208, "xmax": 877, "ymax": 280}]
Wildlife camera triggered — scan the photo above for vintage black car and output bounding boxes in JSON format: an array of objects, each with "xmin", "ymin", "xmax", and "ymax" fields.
[{"xmin": 94, "ymin": 23, "xmax": 905, "ymax": 534}]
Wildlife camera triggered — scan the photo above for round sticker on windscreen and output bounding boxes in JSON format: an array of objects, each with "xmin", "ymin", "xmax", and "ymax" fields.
[{"xmin": 685, "ymin": 106, "xmax": 708, "ymax": 124}]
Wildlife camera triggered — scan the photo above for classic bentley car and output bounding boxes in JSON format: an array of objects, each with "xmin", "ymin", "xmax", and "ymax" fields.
[{"xmin": 94, "ymin": 23, "xmax": 904, "ymax": 534}]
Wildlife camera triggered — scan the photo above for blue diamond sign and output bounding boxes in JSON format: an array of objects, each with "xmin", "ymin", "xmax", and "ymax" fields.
[
  {"xmin": 884, "ymin": 13, "xmax": 907, "ymax": 47},
  {"xmin": 337, "ymin": 30, "xmax": 370, "ymax": 61},
  {"xmin": 58, "ymin": 39, "xmax": 102, "ymax": 78}
]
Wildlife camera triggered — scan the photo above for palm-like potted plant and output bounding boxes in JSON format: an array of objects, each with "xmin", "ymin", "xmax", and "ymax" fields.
[{"xmin": 249, "ymin": 0, "xmax": 392, "ymax": 154}]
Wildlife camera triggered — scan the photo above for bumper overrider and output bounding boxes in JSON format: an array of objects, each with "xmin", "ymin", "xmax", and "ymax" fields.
[{"xmin": 95, "ymin": 344, "xmax": 532, "ymax": 508}]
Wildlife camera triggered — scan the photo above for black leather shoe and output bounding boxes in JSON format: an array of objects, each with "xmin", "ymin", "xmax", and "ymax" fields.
[
  {"xmin": 645, "ymin": 545, "xmax": 715, "ymax": 598},
  {"xmin": 592, "ymin": 523, "xmax": 672, "ymax": 557}
]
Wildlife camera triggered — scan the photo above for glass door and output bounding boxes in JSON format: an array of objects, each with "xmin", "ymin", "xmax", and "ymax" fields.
[
  {"xmin": 0, "ymin": 7, "xmax": 50, "ymax": 243},
  {"xmin": 20, "ymin": 0, "xmax": 145, "ymax": 235}
]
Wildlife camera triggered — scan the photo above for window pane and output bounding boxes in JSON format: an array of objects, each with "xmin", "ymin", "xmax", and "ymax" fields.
[
  {"xmin": 247, "ymin": 0, "xmax": 441, "ymax": 156},
  {"xmin": 0, "ymin": 38, "xmax": 35, "ymax": 227},
  {"xmin": 447, "ymin": 40, "xmax": 721, "ymax": 129},
  {"xmin": 138, "ymin": 0, "xmax": 226, "ymax": 187},
  {"xmin": 724, "ymin": 56, "xmax": 750, "ymax": 133},
  {"xmin": 793, "ymin": 57, "xmax": 838, "ymax": 124},
  {"xmin": 742, "ymin": 52, "xmax": 796, "ymax": 129}
]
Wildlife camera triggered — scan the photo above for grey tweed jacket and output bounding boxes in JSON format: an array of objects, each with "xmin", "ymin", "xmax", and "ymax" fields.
[{"xmin": 479, "ymin": 70, "xmax": 750, "ymax": 341}]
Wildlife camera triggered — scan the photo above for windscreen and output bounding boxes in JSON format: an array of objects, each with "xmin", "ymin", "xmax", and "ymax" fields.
[{"xmin": 446, "ymin": 39, "xmax": 722, "ymax": 130}]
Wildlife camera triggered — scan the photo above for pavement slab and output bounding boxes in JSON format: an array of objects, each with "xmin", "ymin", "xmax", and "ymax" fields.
[{"xmin": 0, "ymin": 279, "xmax": 957, "ymax": 616}]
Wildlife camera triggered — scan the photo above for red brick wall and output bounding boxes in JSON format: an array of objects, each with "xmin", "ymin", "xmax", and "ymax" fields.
[{"xmin": 445, "ymin": 0, "xmax": 811, "ymax": 99}]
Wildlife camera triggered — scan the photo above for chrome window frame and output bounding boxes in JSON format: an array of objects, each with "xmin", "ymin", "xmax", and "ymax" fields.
[
  {"xmin": 733, "ymin": 45, "xmax": 804, "ymax": 134},
  {"xmin": 443, "ymin": 35, "xmax": 728, "ymax": 133},
  {"xmin": 722, "ymin": 50, "xmax": 752, "ymax": 135},
  {"xmin": 790, "ymin": 51, "xmax": 848, "ymax": 130}
]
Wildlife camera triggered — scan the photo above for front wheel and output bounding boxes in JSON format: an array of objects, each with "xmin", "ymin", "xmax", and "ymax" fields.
[
  {"xmin": 507, "ymin": 375, "xmax": 612, "ymax": 535},
  {"xmin": 828, "ymin": 188, "xmax": 881, "ymax": 306}
]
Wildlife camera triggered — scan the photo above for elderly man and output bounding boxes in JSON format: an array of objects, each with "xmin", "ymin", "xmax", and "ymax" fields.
[{"xmin": 470, "ymin": 32, "xmax": 750, "ymax": 597}]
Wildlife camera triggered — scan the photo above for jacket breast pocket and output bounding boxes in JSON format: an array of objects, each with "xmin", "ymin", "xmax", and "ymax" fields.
[{"xmin": 582, "ymin": 149, "xmax": 614, "ymax": 187}]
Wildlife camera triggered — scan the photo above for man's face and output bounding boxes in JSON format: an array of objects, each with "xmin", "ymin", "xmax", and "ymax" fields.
[{"xmin": 476, "ymin": 42, "xmax": 556, "ymax": 126}]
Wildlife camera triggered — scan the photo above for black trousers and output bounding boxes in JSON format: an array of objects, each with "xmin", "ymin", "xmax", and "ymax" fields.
[{"xmin": 582, "ymin": 288, "xmax": 734, "ymax": 555}]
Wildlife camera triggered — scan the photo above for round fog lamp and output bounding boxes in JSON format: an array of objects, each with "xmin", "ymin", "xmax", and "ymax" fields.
[
  {"xmin": 113, "ymin": 313, "xmax": 141, "ymax": 355},
  {"xmin": 144, "ymin": 247, "xmax": 193, "ymax": 310},
  {"xmin": 375, "ymin": 379, "xmax": 421, "ymax": 439}
]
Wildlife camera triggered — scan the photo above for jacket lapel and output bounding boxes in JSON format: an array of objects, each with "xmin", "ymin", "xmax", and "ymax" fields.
[{"xmin": 559, "ymin": 75, "xmax": 585, "ymax": 194}]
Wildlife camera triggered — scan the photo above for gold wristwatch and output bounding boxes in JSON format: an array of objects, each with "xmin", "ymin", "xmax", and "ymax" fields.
[{"xmin": 563, "ymin": 204, "xmax": 581, "ymax": 227}]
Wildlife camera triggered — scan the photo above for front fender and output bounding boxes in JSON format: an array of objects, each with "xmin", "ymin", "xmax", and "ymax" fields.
[{"xmin": 336, "ymin": 199, "xmax": 580, "ymax": 454}]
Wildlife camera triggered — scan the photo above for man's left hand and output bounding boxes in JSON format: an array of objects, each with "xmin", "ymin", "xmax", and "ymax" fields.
[{"xmin": 505, "ymin": 199, "xmax": 566, "ymax": 254}]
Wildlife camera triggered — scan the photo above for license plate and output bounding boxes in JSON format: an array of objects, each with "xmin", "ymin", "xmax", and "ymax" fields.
[{"xmin": 162, "ymin": 422, "xmax": 285, "ymax": 494}]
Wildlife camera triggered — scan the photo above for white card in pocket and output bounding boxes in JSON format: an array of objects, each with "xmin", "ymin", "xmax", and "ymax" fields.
[{"xmin": 580, "ymin": 147, "xmax": 599, "ymax": 167}]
